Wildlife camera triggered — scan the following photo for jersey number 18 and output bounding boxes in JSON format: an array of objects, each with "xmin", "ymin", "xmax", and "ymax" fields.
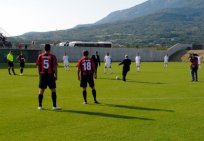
[{"xmin": 82, "ymin": 61, "xmax": 91, "ymax": 71}]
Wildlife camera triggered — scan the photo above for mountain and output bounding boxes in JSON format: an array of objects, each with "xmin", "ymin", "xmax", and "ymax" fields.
[
  {"xmin": 16, "ymin": 0, "xmax": 204, "ymax": 47},
  {"xmin": 96, "ymin": 0, "xmax": 204, "ymax": 24}
]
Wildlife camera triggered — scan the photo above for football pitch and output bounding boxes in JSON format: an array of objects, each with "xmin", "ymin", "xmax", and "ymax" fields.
[{"xmin": 0, "ymin": 62, "xmax": 204, "ymax": 141}]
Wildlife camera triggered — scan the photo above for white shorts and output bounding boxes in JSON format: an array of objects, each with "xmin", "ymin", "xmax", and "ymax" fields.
[
  {"xmin": 136, "ymin": 63, "xmax": 140, "ymax": 67},
  {"xmin": 64, "ymin": 61, "xmax": 69, "ymax": 66},
  {"xmin": 105, "ymin": 63, "xmax": 111, "ymax": 68}
]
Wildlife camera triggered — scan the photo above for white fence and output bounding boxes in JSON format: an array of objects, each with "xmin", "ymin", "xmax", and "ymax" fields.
[{"xmin": 51, "ymin": 46, "xmax": 167, "ymax": 62}]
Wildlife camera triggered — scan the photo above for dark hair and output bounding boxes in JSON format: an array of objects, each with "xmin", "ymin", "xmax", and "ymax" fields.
[
  {"xmin": 83, "ymin": 50, "xmax": 89, "ymax": 56},
  {"xmin": 45, "ymin": 44, "xmax": 51, "ymax": 51},
  {"xmin": 91, "ymin": 55, "xmax": 96, "ymax": 60}
]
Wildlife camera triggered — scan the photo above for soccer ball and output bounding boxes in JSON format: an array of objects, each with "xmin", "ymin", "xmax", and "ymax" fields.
[{"xmin": 116, "ymin": 76, "xmax": 120, "ymax": 80}]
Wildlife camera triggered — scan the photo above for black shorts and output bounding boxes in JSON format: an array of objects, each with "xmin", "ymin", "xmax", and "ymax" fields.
[
  {"xmin": 8, "ymin": 62, "xmax": 14, "ymax": 68},
  {"xmin": 80, "ymin": 74, "xmax": 94, "ymax": 88},
  {"xmin": 20, "ymin": 62, "xmax": 25, "ymax": 68},
  {"xmin": 39, "ymin": 74, "xmax": 56, "ymax": 89}
]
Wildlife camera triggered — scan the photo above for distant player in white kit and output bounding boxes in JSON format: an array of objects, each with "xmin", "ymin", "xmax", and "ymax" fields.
[
  {"xmin": 164, "ymin": 54, "xmax": 169, "ymax": 68},
  {"xmin": 197, "ymin": 55, "xmax": 202, "ymax": 69},
  {"xmin": 62, "ymin": 53, "xmax": 70, "ymax": 70},
  {"xmin": 135, "ymin": 53, "xmax": 141, "ymax": 72},
  {"xmin": 104, "ymin": 52, "xmax": 113, "ymax": 73}
]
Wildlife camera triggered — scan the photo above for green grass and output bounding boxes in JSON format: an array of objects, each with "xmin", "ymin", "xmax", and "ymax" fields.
[{"xmin": 0, "ymin": 62, "xmax": 204, "ymax": 141}]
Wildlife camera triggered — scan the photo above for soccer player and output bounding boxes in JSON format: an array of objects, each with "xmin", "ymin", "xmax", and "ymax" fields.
[
  {"xmin": 16, "ymin": 51, "xmax": 25, "ymax": 75},
  {"xmin": 189, "ymin": 53, "xmax": 199, "ymax": 82},
  {"xmin": 36, "ymin": 44, "xmax": 61, "ymax": 110},
  {"xmin": 62, "ymin": 53, "xmax": 70, "ymax": 70},
  {"xmin": 104, "ymin": 52, "xmax": 113, "ymax": 74},
  {"xmin": 91, "ymin": 51, "xmax": 101, "ymax": 79},
  {"xmin": 77, "ymin": 50, "xmax": 99, "ymax": 104},
  {"xmin": 7, "ymin": 51, "xmax": 16, "ymax": 75},
  {"xmin": 118, "ymin": 55, "xmax": 131, "ymax": 82},
  {"xmin": 196, "ymin": 55, "xmax": 202, "ymax": 69},
  {"xmin": 164, "ymin": 54, "xmax": 169, "ymax": 68},
  {"xmin": 135, "ymin": 53, "xmax": 141, "ymax": 72}
]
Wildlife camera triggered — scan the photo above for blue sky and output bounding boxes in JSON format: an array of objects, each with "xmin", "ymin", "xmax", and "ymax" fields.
[{"xmin": 0, "ymin": 0, "xmax": 147, "ymax": 36}]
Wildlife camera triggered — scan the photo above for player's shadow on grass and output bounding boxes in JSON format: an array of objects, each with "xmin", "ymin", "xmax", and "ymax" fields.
[
  {"xmin": 98, "ymin": 78, "xmax": 165, "ymax": 84},
  {"xmin": 104, "ymin": 104, "xmax": 174, "ymax": 112},
  {"xmin": 23, "ymin": 74, "xmax": 38, "ymax": 77},
  {"xmin": 98, "ymin": 77, "xmax": 117, "ymax": 81},
  {"xmin": 55, "ymin": 110, "xmax": 154, "ymax": 121},
  {"xmin": 128, "ymin": 80, "xmax": 166, "ymax": 85}
]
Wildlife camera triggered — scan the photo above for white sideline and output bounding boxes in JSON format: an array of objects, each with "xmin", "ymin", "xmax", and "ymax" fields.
[{"xmin": 99, "ymin": 97, "xmax": 204, "ymax": 100}]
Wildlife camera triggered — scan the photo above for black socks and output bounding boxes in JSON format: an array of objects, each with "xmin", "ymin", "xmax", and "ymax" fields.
[
  {"xmin": 38, "ymin": 92, "xmax": 57, "ymax": 107},
  {"xmin": 92, "ymin": 89, "xmax": 97, "ymax": 102},
  {"xmin": 82, "ymin": 90, "xmax": 97, "ymax": 103},
  {"xmin": 12, "ymin": 68, "xmax": 15, "ymax": 75},
  {"xmin": 52, "ymin": 92, "xmax": 57, "ymax": 107},
  {"xmin": 83, "ymin": 90, "xmax": 87, "ymax": 102},
  {"xmin": 20, "ymin": 68, "xmax": 23, "ymax": 74},
  {"xmin": 38, "ymin": 94, "xmax": 43, "ymax": 107}
]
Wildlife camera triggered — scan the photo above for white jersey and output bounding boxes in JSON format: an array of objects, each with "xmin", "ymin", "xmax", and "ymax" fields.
[
  {"xmin": 164, "ymin": 55, "xmax": 169, "ymax": 63},
  {"xmin": 104, "ymin": 55, "xmax": 111, "ymax": 67},
  {"xmin": 135, "ymin": 56, "xmax": 141, "ymax": 64},
  {"xmin": 197, "ymin": 56, "xmax": 201, "ymax": 65},
  {"xmin": 63, "ymin": 55, "xmax": 69, "ymax": 64}
]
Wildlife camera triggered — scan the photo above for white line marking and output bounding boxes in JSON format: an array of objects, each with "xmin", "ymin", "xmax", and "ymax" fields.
[{"xmin": 99, "ymin": 97, "xmax": 204, "ymax": 100}]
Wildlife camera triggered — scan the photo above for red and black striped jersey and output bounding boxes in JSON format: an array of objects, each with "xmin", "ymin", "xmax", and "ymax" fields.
[
  {"xmin": 36, "ymin": 52, "xmax": 58, "ymax": 74},
  {"xmin": 18, "ymin": 54, "xmax": 25, "ymax": 62},
  {"xmin": 190, "ymin": 58, "xmax": 198, "ymax": 65},
  {"xmin": 77, "ymin": 57, "xmax": 95, "ymax": 76}
]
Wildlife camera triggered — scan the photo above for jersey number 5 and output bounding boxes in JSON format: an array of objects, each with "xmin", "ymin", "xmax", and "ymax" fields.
[{"xmin": 44, "ymin": 59, "xmax": 49, "ymax": 69}]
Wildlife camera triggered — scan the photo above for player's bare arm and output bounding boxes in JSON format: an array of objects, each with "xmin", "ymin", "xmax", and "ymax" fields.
[
  {"xmin": 77, "ymin": 68, "xmax": 81, "ymax": 80},
  {"xmin": 54, "ymin": 67, "xmax": 58, "ymax": 80}
]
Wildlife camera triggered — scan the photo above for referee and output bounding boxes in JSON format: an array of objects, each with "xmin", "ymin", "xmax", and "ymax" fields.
[
  {"xmin": 7, "ymin": 51, "xmax": 16, "ymax": 75},
  {"xmin": 118, "ymin": 55, "xmax": 131, "ymax": 81}
]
